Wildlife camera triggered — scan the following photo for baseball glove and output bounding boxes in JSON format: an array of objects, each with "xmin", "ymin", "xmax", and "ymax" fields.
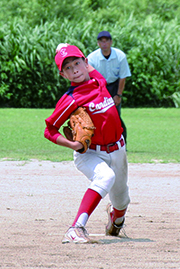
[{"xmin": 63, "ymin": 107, "xmax": 95, "ymax": 154}]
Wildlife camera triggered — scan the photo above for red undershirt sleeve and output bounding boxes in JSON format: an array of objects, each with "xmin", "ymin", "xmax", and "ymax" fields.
[{"xmin": 44, "ymin": 123, "xmax": 61, "ymax": 144}]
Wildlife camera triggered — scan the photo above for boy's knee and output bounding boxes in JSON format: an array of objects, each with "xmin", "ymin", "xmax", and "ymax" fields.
[{"xmin": 90, "ymin": 170, "xmax": 115, "ymax": 198}]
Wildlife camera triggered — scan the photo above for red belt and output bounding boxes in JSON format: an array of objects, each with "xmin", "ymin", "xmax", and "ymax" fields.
[{"xmin": 89, "ymin": 138, "xmax": 125, "ymax": 153}]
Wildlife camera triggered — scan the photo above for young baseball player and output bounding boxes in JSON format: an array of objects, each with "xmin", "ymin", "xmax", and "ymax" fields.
[{"xmin": 44, "ymin": 44, "xmax": 130, "ymax": 244}]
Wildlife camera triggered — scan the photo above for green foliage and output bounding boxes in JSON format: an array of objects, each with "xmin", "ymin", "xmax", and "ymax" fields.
[
  {"xmin": 169, "ymin": 91, "xmax": 180, "ymax": 107},
  {"xmin": 0, "ymin": 0, "xmax": 180, "ymax": 108},
  {"xmin": 120, "ymin": 16, "xmax": 180, "ymax": 107},
  {"xmin": 0, "ymin": 20, "xmax": 69, "ymax": 108}
]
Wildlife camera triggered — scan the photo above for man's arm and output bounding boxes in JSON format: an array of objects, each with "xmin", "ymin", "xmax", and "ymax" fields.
[{"xmin": 113, "ymin": 78, "xmax": 126, "ymax": 106}]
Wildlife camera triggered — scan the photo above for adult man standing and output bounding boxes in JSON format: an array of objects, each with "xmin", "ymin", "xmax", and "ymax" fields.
[{"xmin": 87, "ymin": 31, "xmax": 131, "ymax": 145}]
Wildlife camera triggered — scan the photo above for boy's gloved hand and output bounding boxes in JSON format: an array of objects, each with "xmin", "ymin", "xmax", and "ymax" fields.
[{"xmin": 63, "ymin": 107, "xmax": 95, "ymax": 154}]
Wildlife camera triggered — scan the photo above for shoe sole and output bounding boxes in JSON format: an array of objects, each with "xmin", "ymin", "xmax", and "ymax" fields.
[
  {"xmin": 62, "ymin": 235, "xmax": 101, "ymax": 244},
  {"xmin": 62, "ymin": 236, "xmax": 89, "ymax": 244}
]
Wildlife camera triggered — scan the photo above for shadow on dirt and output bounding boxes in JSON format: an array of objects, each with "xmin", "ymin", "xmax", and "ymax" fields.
[{"xmin": 99, "ymin": 237, "xmax": 154, "ymax": 244}]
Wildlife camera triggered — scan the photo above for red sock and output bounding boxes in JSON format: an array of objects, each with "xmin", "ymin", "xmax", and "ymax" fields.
[
  {"xmin": 72, "ymin": 189, "xmax": 102, "ymax": 227},
  {"xmin": 111, "ymin": 207, "xmax": 127, "ymax": 223}
]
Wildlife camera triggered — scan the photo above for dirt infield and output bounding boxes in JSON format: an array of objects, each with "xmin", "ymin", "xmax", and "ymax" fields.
[{"xmin": 0, "ymin": 160, "xmax": 180, "ymax": 268}]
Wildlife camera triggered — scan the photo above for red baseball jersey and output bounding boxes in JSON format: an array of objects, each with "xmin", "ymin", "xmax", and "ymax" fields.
[{"xmin": 45, "ymin": 69, "xmax": 122, "ymax": 145}]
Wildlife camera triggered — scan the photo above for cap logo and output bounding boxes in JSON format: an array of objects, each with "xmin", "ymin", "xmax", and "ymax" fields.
[{"xmin": 60, "ymin": 48, "xmax": 68, "ymax": 58}]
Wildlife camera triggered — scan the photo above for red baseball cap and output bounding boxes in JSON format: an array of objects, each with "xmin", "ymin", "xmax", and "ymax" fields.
[{"xmin": 55, "ymin": 45, "xmax": 85, "ymax": 71}]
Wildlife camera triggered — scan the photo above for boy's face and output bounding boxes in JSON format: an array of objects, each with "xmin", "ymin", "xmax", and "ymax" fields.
[{"xmin": 60, "ymin": 57, "xmax": 90, "ymax": 83}]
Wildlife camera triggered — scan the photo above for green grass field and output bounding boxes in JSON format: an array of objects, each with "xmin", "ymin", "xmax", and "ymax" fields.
[{"xmin": 0, "ymin": 108, "xmax": 179, "ymax": 163}]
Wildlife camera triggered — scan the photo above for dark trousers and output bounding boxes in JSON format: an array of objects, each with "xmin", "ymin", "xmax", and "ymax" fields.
[{"xmin": 106, "ymin": 79, "xmax": 127, "ymax": 144}]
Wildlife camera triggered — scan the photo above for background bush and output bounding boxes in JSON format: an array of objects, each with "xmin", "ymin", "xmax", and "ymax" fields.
[{"xmin": 0, "ymin": 0, "xmax": 180, "ymax": 108}]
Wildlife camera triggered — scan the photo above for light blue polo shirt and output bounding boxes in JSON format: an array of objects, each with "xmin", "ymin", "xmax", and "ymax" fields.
[{"xmin": 87, "ymin": 47, "xmax": 131, "ymax": 84}]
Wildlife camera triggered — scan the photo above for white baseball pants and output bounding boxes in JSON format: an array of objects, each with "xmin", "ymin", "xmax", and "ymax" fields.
[{"xmin": 74, "ymin": 136, "xmax": 130, "ymax": 210}]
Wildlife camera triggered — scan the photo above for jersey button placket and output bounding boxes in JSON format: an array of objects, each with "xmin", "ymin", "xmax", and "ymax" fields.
[{"xmin": 106, "ymin": 61, "xmax": 111, "ymax": 83}]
